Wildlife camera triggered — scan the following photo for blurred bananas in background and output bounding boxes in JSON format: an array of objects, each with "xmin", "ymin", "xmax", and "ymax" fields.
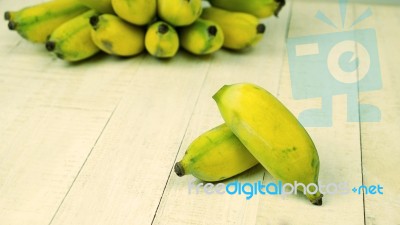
[{"xmin": 4, "ymin": 0, "xmax": 285, "ymax": 62}]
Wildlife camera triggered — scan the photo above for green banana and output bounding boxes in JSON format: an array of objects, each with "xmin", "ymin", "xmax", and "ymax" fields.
[
  {"xmin": 179, "ymin": 18, "xmax": 224, "ymax": 55},
  {"xmin": 157, "ymin": 0, "xmax": 203, "ymax": 26},
  {"xmin": 208, "ymin": 0, "xmax": 286, "ymax": 18},
  {"xmin": 213, "ymin": 83, "xmax": 323, "ymax": 205},
  {"xmin": 89, "ymin": 14, "xmax": 145, "ymax": 57},
  {"xmin": 45, "ymin": 10, "xmax": 100, "ymax": 62},
  {"xmin": 175, "ymin": 124, "xmax": 258, "ymax": 182},
  {"xmin": 77, "ymin": 0, "xmax": 114, "ymax": 13},
  {"xmin": 111, "ymin": 0, "xmax": 156, "ymax": 25},
  {"xmin": 201, "ymin": 7, "xmax": 266, "ymax": 50},
  {"xmin": 145, "ymin": 21, "xmax": 179, "ymax": 58},
  {"xmin": 4, "ymin": 0, "xmax": 89, "ymax": 43}
]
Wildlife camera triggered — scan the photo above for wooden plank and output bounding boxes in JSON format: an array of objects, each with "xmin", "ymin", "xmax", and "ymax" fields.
[
  {"xmin": 256, "ymin": 0, "xmax": 365, "ymax": 224},
  {"xmin": 354, "ymin": 3, "xmax": 400, "ymax": 225},
  {"xmin": 48, "ymin": 53, "xmax": 212, "ymax": 225},
  {"xmin": 0, "ymin": 1, "xmax": 146, "ymax": 224},
  {"xmin": 152, "ymin": 3, "xmax": 292, "ymax": 224}
]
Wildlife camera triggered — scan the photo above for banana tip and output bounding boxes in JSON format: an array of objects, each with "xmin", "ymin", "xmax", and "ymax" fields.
[
  {"xmin": 7, "ymin": 21, "xmax": 16, "ymax": 30},
  {"xmin": 311, "ymin": 196, "xmax": 323, "ymax": 206},
  {"xmin": 174, "ymin": 162, "xmax": 185, "ymax": 177},
  {"xmin": 45, "ymin": 41, "xmax": 56, "ymax": 52},
  {"xmin": 89, "ymin": 16, "xmax": 99, "ymax": 27},
  {"xmin": 4, "ymin": 11, "xmax": 11, "ymax": 21},
  {"xmin": 158, "ymin": 23, "xmax": 169, "ymax": 34},
  {"xmin": 257, "ymin": 24, "xmax": 266, "ymax": 34},
  {"xmin": 274, "ymin": 0, "xmax": 286, "ymax": 17},
  {"xmin": 208, "ymin": 26, "xmax": 217, "ymax": 36}
]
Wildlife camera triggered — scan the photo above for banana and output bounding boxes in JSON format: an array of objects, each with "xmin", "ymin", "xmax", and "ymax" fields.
[
  {"xmin": 179, "ymin": 18, "xmax": 224, "ymax": 55},
  {"xmin": 111, "ymin": 0, "xmax": 156, "ymax": 26},
  {"xmin": 157, "ymin": 0, "xmax": 203, "ymax": 26},
  {"xmin": 145, "ymin": 21, "xmax": 179, "ymax": 58},
  {"xmin": 208, "ymin": 0, "xmax": 286, "ymax": 18},
  {"xmin": 201, "ymin": 7, "xmax": 266, "ymax": 50},
  {"xmin": 4, "ymin": 0, "xmax": 89, "ymax": 43},
  {"xmin": 89, "ymin": 14, "xmax": 145, "ymax": 57},
  {"xmin": 45, "ymin": 10, "xmax": 100, "ymax": 62},
  {"xmin": 77, "ymin": 0, "xmax": 114, "ymax": 13},
  {"xmin": 175, "ymin": 124, "xmax": 258, "ymax": 182},
  {"xmin": 213, "ymin": 83, "xmax": 323, "ymax": 205}
]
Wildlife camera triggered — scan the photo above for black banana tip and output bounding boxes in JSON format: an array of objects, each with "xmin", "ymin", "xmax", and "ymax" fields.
[
  {"xmin": 311, "ymin": 196, "xmax": 323, "ymax": 206},
  {"xmin": 207, "ymin": 26, "xmax": 217, "ymax": 36},
  {"xmin": 174, "ymin": 162, "xmax": 185, "ymax": 177},
  {"xmin": 274, "ymin": 0, "xmax": 286, "ymax": 17},
  {"xmin": 256, "ymin": 24, "xmax": 266, "ymax": 34},
  {"xmin": 45, "ymin": 41, "xmax": 56, "ymax": 52},
  {"xmin": 158, "ymin": 23, "xmax": 169, "ymax": 34},
  {"xmin": 89, "ymin": 16, "xmax": 99, "ymax": 27},
  {"xmin": 8, "ymin": 21, "xmax": 16, "ymax": 30},
  {"xmin": 4, "ymin": 11, "xmax": 11, "ymax": 20}
]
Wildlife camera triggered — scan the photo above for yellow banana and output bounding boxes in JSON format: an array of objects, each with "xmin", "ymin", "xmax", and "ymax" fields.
[
  {"xmin": 4, "ymin": 0, "xmax": 89, "ymax": 43},
  {"xmin": 157, "ymin": 0, "xmax": 202, "ymax": 26},
  {"xmin": 175, "ymin": 124, "xmax": 258, "ymax": 182},
  {"xmin": 89, "ymin": 14, "xmax": 145, "ymax": 57},
  {"xmin": 213, "ymin": 83, "xmax": 323, "ymax": 205},
  {"xmin": 201, "ymin": 7, "xmax": 266, "ymax": 50},
  {"xmin": 145, "ymin": 21, "xmax": 179, "ymax": 58},
  {"xmin": 111, "ymin": 0, "xmax": 156, "ymax": 26},
  {"xmin": 208, "ymin": 0, "xmax": 286, "ymax": 18},
  {"xmin": 45, "ymin": 10, "xmax": 100, "ymax": 62},
  {"xmin": 179, "ymin": 18, "xmax": 224, "ymax": 55},
  {"xmin": 77, "ymin": 0, "xmax": 114, "ymax": 13}
]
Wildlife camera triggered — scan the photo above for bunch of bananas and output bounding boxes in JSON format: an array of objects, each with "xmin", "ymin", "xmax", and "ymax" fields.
[
  {"xmin": 175, "ymin": 83, "xmax": 323, "ymax": 205},
  {"xmin": 4, "ymin": 0, "xmax": 285, "ymax": 62}
]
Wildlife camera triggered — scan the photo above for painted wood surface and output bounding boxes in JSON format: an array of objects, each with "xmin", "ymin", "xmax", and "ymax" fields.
[{"xmin": 0, "ymin": 0, "xmax": 399, "ymax": 225}]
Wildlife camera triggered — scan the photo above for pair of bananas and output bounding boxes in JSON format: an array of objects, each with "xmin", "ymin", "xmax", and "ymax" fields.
[
  {"xmin": 175, "ymin": 83, "xmax": 323, "ymax": 205},
  {"xmin": 4, "ymin": 0, "xmax": 285, "ymax": 62}
]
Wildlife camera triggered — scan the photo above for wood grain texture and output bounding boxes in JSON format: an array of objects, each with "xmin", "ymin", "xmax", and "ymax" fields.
[
  {"xmin": 354, "ymin": 3, "xmax": 400, "ymax": 225},
  {"xmin": 0, "ymin": 0, "xmax": 399, "ymax": 225}
]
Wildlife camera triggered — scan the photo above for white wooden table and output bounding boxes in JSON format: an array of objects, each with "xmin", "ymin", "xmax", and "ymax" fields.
[{"xmin": 1, "ymin": 0, "xmax": 399, "ymax": 224}]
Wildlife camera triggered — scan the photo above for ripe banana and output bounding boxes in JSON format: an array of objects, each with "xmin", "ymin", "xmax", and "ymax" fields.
[
  {"xmin": 111, "ymin": 0, "xmax": 156, "ymax": 26},
  {"xmin": 5, "ymin": 0, "xmax": 89, "ymax": 43},
  {"xmin": 175, "ymin": 124, "xmax": 258, "ymax": 182},
  {"xmin": 89, "ymin": 14, "xmax": 145, "ymax": 57},
  {"xmin": 201, "ymin": 7, "xmax": 266, "ymax": 50},
  {"xmin": 208, "ymin": 0, "xmax": 286, "ymax": 18},
  {"xmin": 157, "ymin": 0, "xmax": 203, "ymax": 26},
  {"xmin": 179, "ymin": 18, "xmax": 224, "ymax": 55},
  {"xmin": 77, "ymin": 0, "xmax": 114, "ymax": 13},
  {"xmin": 145, "ymin": 21, "xmax": 179, "ymax": 58},
  {"xmin": 213, "ymin": 83, "xmax": 323, "ymax": 205},
  {"xmin": 46, "ymin": 10, "xmax": 100, "ymax": 62}
]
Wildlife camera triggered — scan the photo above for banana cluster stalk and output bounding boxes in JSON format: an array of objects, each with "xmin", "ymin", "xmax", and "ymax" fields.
[
  {"xmin": 4, "ymin": 0, "xmax": 285, "ymax": 61},
  {"xmin": 4, "ymin": 0, "xmax": 89, "ymax": 43},
  {"xmin": 90, "ymin": 14, "xmax": 145, "ymax": 57},
  {"xmin": 175, "ymin": 124, "xmax": 258, "ymax": 182}
]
